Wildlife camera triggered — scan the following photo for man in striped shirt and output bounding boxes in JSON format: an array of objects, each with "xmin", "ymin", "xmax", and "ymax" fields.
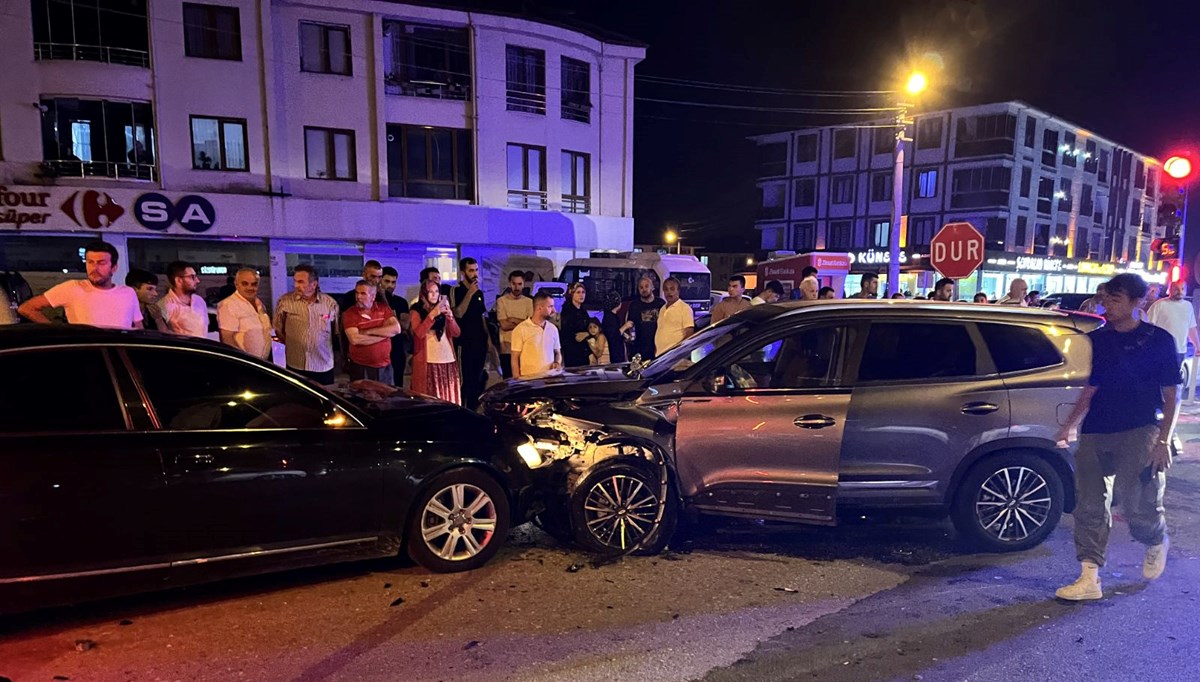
[{"xmin": 273, "ymin": 264, "xmax": 340, "ymax": 385}]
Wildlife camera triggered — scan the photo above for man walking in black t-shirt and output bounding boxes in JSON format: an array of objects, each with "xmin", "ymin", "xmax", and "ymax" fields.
[
  {"xmin": 1055, "ymin": 273, "xmax": 1180, "ymax": 600},
  {"xmin": 621, "ymin": 275, "xmax": 665, "ymax": 361}
]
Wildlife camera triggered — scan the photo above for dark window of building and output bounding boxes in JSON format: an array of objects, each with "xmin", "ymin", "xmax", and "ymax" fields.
[
  {"xmin": 909, "ymin": 216, "xmax": 936, "ymax": 248},
  {"xmin": 1032, "ymin": 223, "xmax": 1051, "ymax": 255},
  {"xmin": 857, "ymin": 323, "xmax": 979, "ymax": 382},
  {"xmin": 299, "ymin": 22, "xmax": 351, "ymax": 75},
  {"xmin": 182, "ymin": 3, "xmax": 241, "ymax": 60},
  {"xmin": 984, "ymin": 217, "xmax": 1007, "ymax": 250},
  {"xmin": 915, "ymin": 168, "xmax": 938, "ymax": 198},
  {"xmin": 304, "ymin": 126, "xmax": 356, "ymax": 181},
  {"xmin": 979, "ymin": 324, "xmax": 1062, "ymax": 374},
  {"xmin": 1062, "ymin": 131, "xmax": 1077, "ymax": 167},
  {"xmin": 0, "ymin": 349, "xmax": 124, "ymax": 433},
  {"xmin": 873, "ymin": 128, "xmax": 894, "ymax": 155},
  {"xmin": 1041, "ymin": 129, "xmax": 1058, "ymax": 167},
  {"xmin": 1053, "ymin": 223, "xmax": 1069, "ymax": 257},
  {"xmin": 40, "ymin": 97, "xmax": 156, "ymax": 180},
  {"xmin": 1020, "ymin": 166, "xmax": 1032, "ymax": 198},
  {"xmin": 1098, "ymin": 148, "xmax": 1110, "ymax": 184},
  {"xmin": 1015, "ymin": 216, "xmax": 1028, "ymax": 251},
  {"xmin": 950, "ymin": 166, "xmax": 1012, "ymax": 209},
  {"xmin": 917, "ymin": 117, "xmax": 943, "ymax": 150},
  {"xmin": 833, "ymin": 129, "xmax": 857, "ymax": 159},
  {"xmin": 1058, "ymin": 178, "xmax": 1072, "ymax": 212},
  {"xmin": 382, "ymin": 22, "xmax": 470, "ymax": 99},
  {"xmin": 561, "ymin": 57, "xmax": 591, "ymax": 123},
  {"xmin": 1036, "ymin": 177, "xmax": 1054, "ymax": 214},
  {"xmin": 507, "ymin": 143, "xmax": 547, "ymax": 209},
  {"xmin": 1080, "ymin": 184, "xmax": 1094, "ymax": 216},
  {"xmin": 506, "ymin": 45, "xmax": 545, "ymax": 114},
  {"xmin": 190, "ymin": 116, "xmax": 247, "ymax": 171},
  {"xmin": 1023, "ymin": 116, "xmax": 1037, "ymax": 148},
  {"xmin": 386, "ymin": 124, "xmax": 472, "ymax": 200},
  {"xmin": 1084, "ymin": 139, "xmax": 1098, "ymax": 173},
  {"xmin": 758, "ymin": 142, "xmax": 787, "ymax": 177},
  {"xmin": 792, "ymin": 222, "xmax": 816, "ymax": 251},
  {"xmin": 1135, "ymin": 159, "xmax": 1146, "ymax": 189},
  {"xmin": 870, "ymin": 172, "xmax": 893, "ymax": 202},
  {"xmin": 129, "ymin": 349, "xmax": 328, "ymax": 430},
  {"xmin": 561, "ymin": 150, "xmax": 590, "ymax": 213},
  {"xmin": 831, "ymin": 175, "xmax": 854, "ymax": 204},
  {"xmin": 760, "ymin": 184, "xmax": 785, "ymax": 220},
  {"xmin": 795, "ymin": 133, "xmax": 818, "ymax": 163},
  {"xmin": 793, "ymin": 178, "xmax": 816, "ymax": 207},
  {"xmin": 828, "ymin": 220, "xmax": 852, "ymax": 250},
  {"xmin": 32, "ymin": 0, "xmax": 150, "ymax": 67},
  {"xmin": 1090, "ymin": 231, "xmax": 1102, "ymax": 259},
  {"xmin": 954, "ymin": 113, "xmax": 1017, "ymax": 157}
]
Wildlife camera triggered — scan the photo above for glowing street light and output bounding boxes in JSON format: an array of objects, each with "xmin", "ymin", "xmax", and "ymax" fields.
[
  {"xmin": 905, "ymin": 71, "xmax": 928, "ymax": 96},
  {"xmin": 664, "ymin": 229, "xmax": 681, "ymax": 254}
]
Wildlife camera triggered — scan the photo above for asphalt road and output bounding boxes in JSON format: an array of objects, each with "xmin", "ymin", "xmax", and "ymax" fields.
[{"xmin": 4, "ymin": 417, "xmax": 1200, "ymax": 681}]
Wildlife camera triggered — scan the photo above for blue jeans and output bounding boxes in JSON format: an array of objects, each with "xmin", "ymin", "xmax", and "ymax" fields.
[{"xmin": 348, "ymin": 362, "xmax": 394, "ymax": 385}]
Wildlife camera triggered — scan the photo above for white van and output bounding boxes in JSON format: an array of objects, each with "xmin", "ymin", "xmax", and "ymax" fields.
[{"xmin": 558, "ymin": 252, "xmax": 713, "ymax": 311}]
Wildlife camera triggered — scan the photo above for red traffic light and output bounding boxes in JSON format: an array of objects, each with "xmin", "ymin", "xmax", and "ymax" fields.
[
  {"xmin": 1171, "ymin": 265, "xmax": 1183, "ymax": 283},
  {"xmin": 1165, "ymin": 155, "xmax": 1193, "ymax": 180}
]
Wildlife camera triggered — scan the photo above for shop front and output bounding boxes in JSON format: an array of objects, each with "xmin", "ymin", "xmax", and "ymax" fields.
[
  {"xmin": 977, "ymin": 253, "xmax": 1167, "ymax": 300},
  {"xmin": 844, "ymin": 248, "xmax": 936, "ymax": 298}
]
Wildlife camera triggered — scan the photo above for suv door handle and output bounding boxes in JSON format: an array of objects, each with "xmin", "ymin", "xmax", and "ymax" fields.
[
  {"xmin": 794, "ymin": 414, "xmax": 836, "ymax": 429},
  {"xmin": 961, "ymin": 402, "xmax": 1000, "ymax": 415}
]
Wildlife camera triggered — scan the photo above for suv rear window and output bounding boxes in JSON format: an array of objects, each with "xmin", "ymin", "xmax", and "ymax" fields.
[
  {"xmin": 978, "ymin": 323, "xmax": 1062, "ymax": 373},
  {"xmin": 858, "ymin": 322, "xmax": 978, "ymax": 382}
]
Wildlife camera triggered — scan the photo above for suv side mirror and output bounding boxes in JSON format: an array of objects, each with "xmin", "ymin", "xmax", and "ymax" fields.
[{"xmin": 703, "ymin": 370, "xmax": 735, "ymax": 395}]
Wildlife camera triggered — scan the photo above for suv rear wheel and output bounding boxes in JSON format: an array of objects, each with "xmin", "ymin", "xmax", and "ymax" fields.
[{"xmin": 951, "ymin": 452, "xmax": 1064, "ymax": 552}]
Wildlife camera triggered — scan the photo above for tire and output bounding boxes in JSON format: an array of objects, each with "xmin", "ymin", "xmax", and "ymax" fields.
[
  {"xmin": 951, "ymin": 452, "xmax": 1064, "ymax": 553},
  {"xmin": 406, "ymin": 468, "xmax": 511, "ymax": 573},
  {"xmin": 569, "ymin": 460, "xmax": 678, "ymax": 556}
]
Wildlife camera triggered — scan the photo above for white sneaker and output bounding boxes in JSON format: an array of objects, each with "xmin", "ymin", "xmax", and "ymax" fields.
[
  {"xmin": 1144, "ymin": 536, "xmax": 1170, "ymax": 580},
  {"xmin": 1055, "ymin": 575, "xmax": 1103, "ymax": 601}
]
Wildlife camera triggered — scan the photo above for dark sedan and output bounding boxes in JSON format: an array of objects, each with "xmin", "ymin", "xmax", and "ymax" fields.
[{"xmin": 0, "ymin": 326, "xmax": 535, "ymax": 615}]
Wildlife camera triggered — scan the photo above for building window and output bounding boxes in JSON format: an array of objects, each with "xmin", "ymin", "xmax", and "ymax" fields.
[
  {"xmin": 561, "ymin": 150, "xmax": 590, "ymax": 213},
  {"xmin": 873, "ymin": 128, "xmax": 894, "ymax": 155},
  {"xmin": 506, "ymin": 45, "xmax": 546, "ymax": 114},
  {"xmin": 190, "ymin": 116, "xmax": 247, "ymax": 171},
  {"xmin": 1037, "ymin": 177, "xmax": 1054, "ymax": 214},
  {"xmin": 1084, "ymin": 140, "xmax": 1098, "ymax": 174},
  {"xmin": 909, "ymin": 216, "xmax": 936, "ymax": 248},
  {"xmin": 792, "ymin": 222, "xmax": 816, "ymax": 251},
  {"xmin": 32, "ymin": 0, "xmax": 150, "ymax": 67},
  {"xmin": 507, "ymin": 143, "xmax": 547, "ymax": 209},
  {"xmin": 561, "ymin": 57, "xmax": 591, "ymax": 123},
  {"xmin": 954, "ymin": 113, "xmax": 1016, "ymax": 157},
  {"xmin": 1090, "ymin": 231, "xmax": 1102, "ymax": 259},
  {"xmin": 385, "ymin": 125, "xmax": 472, "ymax": 200},
  {"xmin": 304, "ymin": 127, "xmax": 355, "ymax": 181},
  {"xmin": 1080, "ymin": 184, "xmax": 1094, "ymax": 216},
  {"xmin": 984, "ymin": 217, "xmax": 1007, "ymax": 251},
  {"xmin": 1033, "ymin": 223, "xmax": 1050, "ymax": 255},
  {"xmin": 869, "ymin": 220, "xmax": 890, "ymax": 249},
  {"xmin": 833, "ymin": 129, "xmax": 856, "ymax": 159},
  {"xmin": 831, "ymin": 174, "xmax": 854, "ymax": 204},
  {"xmin": 1134, "ymin": 159, "xmax": 1146, "ymax": 189},
  {"xmin": 1058, "ymin": 178, "xmax": 1072, "ymax": 212},
  {"xmin": 1015, "ymin": 216, "xmax": 1028, "ymax": 251},
  {"xmin": 828, "ymin": 220, "xmax": 852, "ymax": 250},
  {"xmin": 1041, "ymin": 129, "xmax": 1058, "ymax": 167},
  {"xmin": 1053, "ymin": 224, "xmax": 1069, "ymax": 257},
  {"xmin": 760, "ymin": 184, "xmax": 786, "ymax": 220},
  {"xmin": 1023, "ymin": 116, "xmax": 1036, "ymax": 148},
  {"xmin": 40, "ymin": 97, "xmax": 156, "ymax": 180},
  {"xmin": 1098, "ymin": 148, "xmax": 1110, "ymax": 184},
  {"xmin": 758, "ymin": 143, "xmax": 788, "ymax": 177},
  {"xmin": 299, "ymin": 22, "xmax": 351, "ymax": 75},
  {"xmin": 382, "ymin": 22, "xmax": 470, "ymax": 99},
  {"xmin": 950, "ymin": 166, "xmax": 1012, "ymax": 209},
  {"xmin": 917, "ymin": 117, "xmax": 943, "ymax": 150},
  {"xmin": 183, "ymin": 3, "xmax": 241, "ymax": 60},
  {"xmin": 915, "ymin": 168, "xmax": 938, "ymax": 198},
  {"xmin": 870, "ymin": 172, "xmax": 893, "ymax": 202},
  {"xmin": 793, "ymin": 178, "xmax": 815, "ymax": 207},
  {"xmin": 1061, "ymin": 131, "xmax": 1077, "ymax": 167},
  {"xmin": 795, "ymin": 133, "xmax": 817, "ymax": 163},
  {"xmin": 1020, "ymin": 167, "xmax": 1032, "ymax": 198}
]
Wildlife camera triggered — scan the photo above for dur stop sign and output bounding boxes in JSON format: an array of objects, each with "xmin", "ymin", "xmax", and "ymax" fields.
[{"xmin": 930, "ymin": 222, "xmax": 985, "ymax": 280}]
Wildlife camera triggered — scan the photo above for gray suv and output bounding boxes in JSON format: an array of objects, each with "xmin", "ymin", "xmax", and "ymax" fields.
[{"xmin": 483, "ymin": 301, "xmax": 1101, "ymax": 555}]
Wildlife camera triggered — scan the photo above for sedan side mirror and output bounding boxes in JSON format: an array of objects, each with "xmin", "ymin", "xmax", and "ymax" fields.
[{"xmin": 703, "ymin": 370, "xmax": 735, "ymax": 395}]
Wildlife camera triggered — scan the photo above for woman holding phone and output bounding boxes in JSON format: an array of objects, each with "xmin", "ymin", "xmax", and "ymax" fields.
[
  {"xmin": 410, "ymin": 279, "xmax": 462, "ymax": 404},
  {"xmin": 560, "ymin": 281, "xmax": 591, "ymax": 368}
]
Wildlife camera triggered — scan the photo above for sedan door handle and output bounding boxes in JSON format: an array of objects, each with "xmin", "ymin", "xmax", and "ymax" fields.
[
  {"xmin": 794, "ymin": 414, "xmax": 836, "ymax": 429},
  {"xmin": 961, "ymin": 402, "xmax": 1000, "ymax": 415}
]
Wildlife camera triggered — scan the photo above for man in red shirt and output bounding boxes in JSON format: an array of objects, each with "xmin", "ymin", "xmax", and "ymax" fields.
[{"xmin": 341, "ymin": 280, "xmax": 402, "ymax": 384}]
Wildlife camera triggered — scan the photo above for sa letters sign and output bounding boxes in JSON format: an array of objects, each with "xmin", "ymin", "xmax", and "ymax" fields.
[{"xmin": 134, "ymin": 193, "xmax": 216, "ymax": 233}]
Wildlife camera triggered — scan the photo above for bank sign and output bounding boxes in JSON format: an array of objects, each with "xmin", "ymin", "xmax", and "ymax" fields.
[{"xmin": 0, "ymin": 185, "xmax": 216, "ymax": 233}]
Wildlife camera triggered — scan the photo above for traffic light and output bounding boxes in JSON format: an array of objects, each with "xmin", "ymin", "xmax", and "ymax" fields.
[{"xmin": 1172, "ymin": 264, "xmax": 1183, "ymax": 283}]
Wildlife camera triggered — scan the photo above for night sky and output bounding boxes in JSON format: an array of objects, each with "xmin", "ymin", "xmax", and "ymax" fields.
[{"xmin": 457, "ymin": 0, "xmax": 1200, "ymax": 252}]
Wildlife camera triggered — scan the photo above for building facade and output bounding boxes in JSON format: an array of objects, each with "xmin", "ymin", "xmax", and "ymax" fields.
[
  {"xmin": 0, "ymin": 0, "xmax": 643, "ymax": 303},
  {"xmin": 751, "ymin": 101, "xmax": 1165, "ymax": 298}
]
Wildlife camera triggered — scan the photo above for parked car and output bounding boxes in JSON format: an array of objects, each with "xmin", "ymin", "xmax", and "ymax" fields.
[
  {"xmin": 483, "ymin": 300, "xmax": 1102, "ymax": 556},
  {"xmin": 0, "ymin": 325, "xmax": 536, "ymax": 615},
  {"xmin": 0, "ymin": 270, "xmax": 33, "ymax": 324},
  {"xmin": 1040, "ymin": 293, "xmax": 1094, "ymax": 311}
]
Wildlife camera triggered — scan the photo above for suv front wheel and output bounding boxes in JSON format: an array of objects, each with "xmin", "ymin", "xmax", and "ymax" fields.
[
  {"xmin": 951, "ymin": 452, "xmax": 1064, "ymax": 552},
  {"xmin": 569, "ymin": 460, "xmax": 677, "ymax": 555}
]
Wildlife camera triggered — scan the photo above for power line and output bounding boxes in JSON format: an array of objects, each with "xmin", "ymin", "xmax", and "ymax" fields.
[
  {"xmin": 638, "ymin": 75, "xmax": 896, "ymax": 98},
  {"xmin": 636, "ymin": 97, "xmax": 900, "ymax": 115}
]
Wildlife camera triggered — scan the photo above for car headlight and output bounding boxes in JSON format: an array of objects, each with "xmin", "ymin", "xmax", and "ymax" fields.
[{"xmin": 516, "ymin": 438, "xmax": 558, "ymax": 469}]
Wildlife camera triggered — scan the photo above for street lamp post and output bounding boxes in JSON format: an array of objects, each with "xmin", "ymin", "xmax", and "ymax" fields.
[{"xmin": 888, "ymin": 72, "xmax": 927, "ymax": 296}]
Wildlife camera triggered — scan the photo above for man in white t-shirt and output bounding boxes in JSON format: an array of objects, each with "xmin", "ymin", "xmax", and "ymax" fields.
[
  {"xmin": 156, "ymin": 260, "xmax": 209, "ymax": 337},
  {"xmin": 655, "ymin": 277, "xmax": 696, "ymax": 356},
  {"xmin": 217, "ymin": 268, "xmax": 273, "ymax": 359},
  {"xmin": 1148, "ymin": 280, "xmax": 1200, "ymax": 368},
  {"xmin": 510, "ymin": 291, "xmax": 562, "ymax": 379},
  {"xmin": 18, "ymin": 240, "xmax": 143, "ymax": 329}
]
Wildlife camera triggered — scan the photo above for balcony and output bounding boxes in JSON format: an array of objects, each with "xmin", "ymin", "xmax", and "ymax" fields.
[
  {"xmin": 562, "ymin": 196, "xmax": 590, "ymax": 214},
  {"xmin": 506, "ymin": 90, "xmax": 546, "ymax": 115},
  {"xmin": 508, "ymin": 190, "xmax": 548, "ymax": 210},
  {"xmin": 34, "ymin": 42, "xmax": 150, "ymax": 68},
  {"xmin": 382, "ymin": 21, "xmax": 471, "ymax": 101},
  {"xmin": 384, "ymin": 77, "xmax": 469, "ymax": 100},
  {"xmin": 41, "ymin": 159, "xmax": 156, "ymax": 182}
]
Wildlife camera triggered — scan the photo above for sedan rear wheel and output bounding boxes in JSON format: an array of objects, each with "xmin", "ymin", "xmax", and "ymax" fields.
[
  {"xmin": 406, "ymin": 469, "xmax": 510, "ymax": 572},
  {"xmin": 951, "ymin": 452, "xmax": 1063, "ymax": 552}
]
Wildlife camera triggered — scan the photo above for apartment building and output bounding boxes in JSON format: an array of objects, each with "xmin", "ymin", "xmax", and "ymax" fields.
[
  {"xmin": 751, "ymin": 101, "xmax": 1164, "ymax": 297},
  {"xmin": 0, "ymin": 0, "xmax": 644, "ymax": 302}
]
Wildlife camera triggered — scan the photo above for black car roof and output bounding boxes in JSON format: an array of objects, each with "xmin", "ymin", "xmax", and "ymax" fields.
[{"xmin": 0, "ymin": 324, "xmax": 230, "ymax": 352}]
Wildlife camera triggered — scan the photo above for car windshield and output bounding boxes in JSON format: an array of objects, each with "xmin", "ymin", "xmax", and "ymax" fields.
[
  {"xmin": 639, "ymin": 317, "xmax": 750, "ymax": 381},
  {"xmin": 671, "ymin": 271, "xmax": 711, "ymax": 302}
]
